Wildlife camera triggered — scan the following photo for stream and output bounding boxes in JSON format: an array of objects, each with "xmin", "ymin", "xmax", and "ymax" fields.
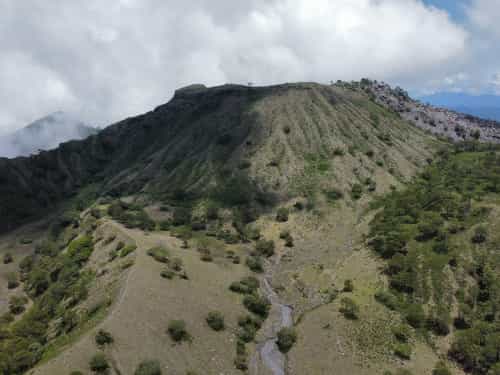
[{"xmin": 250, "ymin": 256, "xmax": 294, "ymax": 375}]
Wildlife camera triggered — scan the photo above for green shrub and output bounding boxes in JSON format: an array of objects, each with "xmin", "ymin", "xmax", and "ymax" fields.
[
  {"xmin": 255, "ymin": 240, "xmax": 275, "ymax": 257},
  {"xmin": 9, "ymin": 296, "xmax": 28, "ymax": 315},
  {"xmin": 324, "ymin": 189, "xmax": 344, "ymax": 202},
  {"xmin": 120, "ymin": 244, "xmax": 137, "ymax": 258},
  {"xmin": 167, "ymin": 320, "xmax": 190, "ymax": 342},
  {"xmin": 234, "ymin": 354, "xmax": 248, "ymax": 370},
  {"xmin": 95, "ymin": 329, "xmax": 114, "ymax": 346},
  {"xmin": 229, "ymin": 276, "xmax": 259, "ymax": 294},
  {"xmin": 243, "ymin": 295, "xmax": 271, "ymax": 318},
  {"xmin": 343, "ymin": 279, "xmax": 354, "ymax": 292},
  {"xmin": 351, "ymin": 184, "xmax": 363, "ymax": 200},
  {"xmin": 405, "ymin": 304, "xmax": 425, "ymax": 328},
  {"xmin": 160, "ymin": 269, "xmax": 175, "ymax": 279},
  {"xmin": 394, "ymin": 343, "xmax": 412, "ymax": 360},
  {"xmin": 3, "ymin": 252, "xmax": 13, "ymax": 264},
  {"xmin": 134, "ymin": 360, "xmax": 162, "ymax": 375},
  {"xmin": 206, "ymin": 311, "xmax": 225, "ymax": 331},
  {"xmin": 172, "ymin": 207, "xmax": 191, "ymax": 226},
  {"xmin": 432, "ymin": 361, "xmax": 451, "ymax": 375},
  {"xmin": 374, "ymin": 290, "xmax": 398, "ymax": 310},
  {"xmin": 276, "ymin": 208, "xmax": 289, "ymax": 222},
  {"xmin": 333, "ymin": 147, "xmax": 345, "ymax": 156},
  {"xmin": 89, "ymin": 353, "xmax": 109, "ymax": 373},
  {"xmin": 471, "ymin": 225, "xmax": 487, "ymax": 244},
  {"xmin": 339, "ymin": 297, "xmax": 359, "ymax": 320},
  {"xmin": 237, "ymin": 315, "xmax": 262, "ymax": 342},
  {"xmin": 392, "ymin": 324, "xmax": 411, "ymax": 342},
  {"xmin": 7, "ymin": 272, "xmax": 19, "ymax": 289},
  {"xmin": 116, "ymin": 241, "xmax": 125, "ymax": 251},
  {"xmin": 276, "ymin": 327, "xmax": 297, "ymax": 353},
  {"xmin": 147, "ymin": 247, "xmax": 170, "ymax": 263},
  {"xmin": 246, "ymin": 256, "xmax": 264, "ymax": 273}
]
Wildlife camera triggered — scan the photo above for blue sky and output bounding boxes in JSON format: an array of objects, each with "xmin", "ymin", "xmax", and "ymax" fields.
[{"xmin": 424, "ymin": 0, "xmax": 468, "ymax": 21}]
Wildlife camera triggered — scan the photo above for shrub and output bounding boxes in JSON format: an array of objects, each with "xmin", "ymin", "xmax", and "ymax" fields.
[
  {"xmin": 116, "ymin": 241, "xmax": 125, "ymax": 251},
  {"xmin": 243, "ymin": 295, "xmax": 271, "ymax": 318},
  {"xmin": 432, "ymin": 361, "xmax": 451, "ymax": 375},
  {"xmin": 234, "ymin": 354, "xmax": 248, "ymax": 370},
  {"xmin": 276, "ymin": 208, "xmax": 289, "ymax": 222},
  {"xmin": 343, "ymin": 279, "xmax": 354, "ymax": 292},
  {"xmin": 471, "ymin": 226, "xmax": 487, "ymax": 244},
  {"xmin": 7, "ymin": 272, "xmax": 19, "ymax": 289},
  {"xmin": 255, "ymin": 240, "xmax": 275, "ymax": 257},
  {"xmin": 339, "ymin": 297, "xmax": 359, "ymax": 320},
  {"xmin": 333, "ymin": 147, "xmax": 345, "ymax": 156},
  {"xmin": 3, "ymin": 252, "xmax": 13, "ymax": 264},
  {"xmin": 237, "ymin": 315, "xmax": 263, "ymax": 342},
  {"xmin": 351, "ymin": 184, "xmax": 363, "ymax": 200},
  {"xmin": 276, "ymin": 327, "xmax": 297, "ymax": 353},
  {"xmin": 172, "ymin": 207, "xmax": 191, "ymax": 226},
  {"xmin": 394, "ymin": 343, "xmax": 412, "ymax": 360},
  {"xmin": 134, "ymin": 360, "xmax": 162, "ymax": 375},
  {"xmin": 229, "ymin": 276, "xmax": 259, "ymax": 295},
  {"xmin": 95, "ymin": 329, "xmax": 114, "ymax": 346},
  {"xmin": 405, "ymin": 304, "xmax": 425, "ymax": 328},
  {"xmin": 9, "ymin": 296, "xmax": 28, "ymax": 315},
  {"xmin": 147, "ymin": 247, "xmax": 170, "ymax": 263},
  {"xmin": 89, "ymin": 353, "xmax": 109, "ymax": 373},
  {"xmin": 206, "ymin": 311, "xmax": 225, "ymax": 331},
  {"xmin": 324, "ymin": 189, "xmax": 344, "ymax": 202},
  {"xmin": 120, "ymin": 244, "xmax": 137, "ymax": 258},
  {"xmin": 160, "ymin": 269, "xmax": 175, "ymax": 279},
  {"xmin": 167, "ymin": 320, "xmax": 190, "ymax": 342},
  {"xmin": 246, "ymin": 256, "xmax": 264, "ymax": 273},
  {"xmin": 199, "ymin": 248, "xmax": 213, "ymax": 262},
  {"xmin": 374, "ymin": 290, "xmax": 398, "ymax": 310},
  {"xmin": 392, "ymin": 324, "xmax": 411, "ymax": 342}
]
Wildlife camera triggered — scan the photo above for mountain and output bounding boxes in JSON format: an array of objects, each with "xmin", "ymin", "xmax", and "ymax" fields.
[
  {"xmin": 0, "ymin": 82, "xmax": 499, "ymax": 375},
  {"xmin": 420, "ymin": 92, "xmax": 500, "ymax": 122},
  {"xmin": 0, "ymin": 112, "xmax": 98, "ymax": 158}
]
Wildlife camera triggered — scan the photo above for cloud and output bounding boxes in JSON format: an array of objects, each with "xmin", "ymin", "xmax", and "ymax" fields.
[{"xmin": 0, "ymin": 0, "xmax": 468, "ymax": 133}]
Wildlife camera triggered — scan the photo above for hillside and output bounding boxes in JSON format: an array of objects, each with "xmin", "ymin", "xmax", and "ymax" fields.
[
  {"xmin": 0, "ymin": 112, "xmax": 98, "ymax": 158},
  {"xmin": 0, "ymin": 82, "xmax": 498, "ymax": 375}
]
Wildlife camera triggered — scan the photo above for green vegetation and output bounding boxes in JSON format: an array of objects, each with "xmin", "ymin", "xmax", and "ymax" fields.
[
  {"xmin": 246, "ymin": 255, "xmax": 264, "ymax": 273},
  {"xmin": 432, "ymin": 361, "xmax": 451, "ymax": 375},
  {"xmin": 206, "ymin": 311, "xmax": 225, "ymax": 331},
  {"xmin": 255, "ymin": 239, "xmax": 275, "ymax": 257},
  {"xmin": 276, "ymin": 207, "xmax": 289, "ymax": 222},
  {"xmin": 3, "ymin": 252, "xmax": 13, "ymax": 264},
  {"xmin": 276, "ymin": 327, "xmax": 297, "ymax": 353},
  {"xmin": 120, "ymin": 244, "xmax": 137, "ymax": 257},
  {"xmin": 95, "ymin": 329, "xmax": 113, "ymax": 346},
  {"xmin": 89, "ymin": 353, "xmax": 109, "ymax": 373},
  {"xmin": 7, "ymin": 272, "xmax": 19, "ymax": 289},
  {"xmin": 167, "ymin": 320, "xmax": 190, "ymax": 342},
  {"xmin": 343, "ymin": 279, "xmax": 354, "ymax": 292},
  {"xmin": 108, "ymin": 200, "xmax": 155, "ymax": 230},
  {"xmin": 147, "ymin": 247, "xmax": 170, "ymax": 263},
  {"xmin": 369, "ymin": 146, "xmax": 500, "ymax": 373},
  {"xmin": 229, "ymin": 276, "xmax": 259, "ymax": 295},
  {"xmin": 339, "ymin": 297, "xmax": 359, "ymax": 320},
  {"xmin": 243, "ymin": 295, "xmax": 271, "ymax": 318},
  {"xmin": 134, "ymin": 360, "xmax": 162, "ymax": 375}
]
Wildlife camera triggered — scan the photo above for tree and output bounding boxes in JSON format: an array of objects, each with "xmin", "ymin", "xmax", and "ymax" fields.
[
  {"xmin": 276, "ymin": 207, "xmax": 289, "ymax": 222},
  {"xmin": 95, "ymin": 329, "xmax": 114, "ymax": 346},
  {"xmin": 339, "ymin": 297, "xmax": 359, "ymax": 320},
  {"xmin": 89, "ymin": 353, "xmax": 109, "ymax": 373},
  {"xmin": 343, "ymin": 279, "xmax": 354, "ymax": 292},
  {"xmin": 276, "ymin": 327, "xmax": 297, "ymax": 353}
]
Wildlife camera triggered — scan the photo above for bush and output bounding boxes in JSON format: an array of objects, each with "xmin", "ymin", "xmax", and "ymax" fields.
[
  {"xmin": 9, "ymin": 296, "xmax": 28, "ymax": 315},
  {"xmin": 276, "ymin": 208, "xmax": 289, "ymax": 222},
  {"xmin": 339, "ymin": 297, "xmax": 359, "ymax": 320},
  {"xmin": 206, "ymin": 311, "xmax": 225, "ymax": 331},
  {"xmin": 471, "ymin": 226, "xmax": 487, "ymax": 244},
  {"xmin": 3, "ymin": 252, "xmax": 13, "ymax": 264},
  {"xmin": 432, "ymin": 361, "xmax": 451, "ymax": 375},
  {"xmin": 243, "ymin": 295, "xmax": 271, "ymax": 318},
  {"xmin": 229, "ymin": 276, "xmax": 259, "ymax": 295},
  {"xmin": 167, "ymin": 320, "xmax": 190, "ymax": 342},
  {"xmin": 95, "ymin": 329, "xmax": 114, "ymax": 346},
  {"xmin": 392, "ymin": 324, "xmax": 411, "ymax": 342},
  {"xmin": 375, "ymin": 290, "xmax": 398, "ymax": 310},
  {"xmin": 394, "ymin": 343, "xmax": 412, "ymax": 360},
  {"xmin": 351, "ymin": 184, "xmax": 363, "ymax": 200},
  {"xmin": 276, "ymin": 327, "xmax": 297, "ymax": 353},
  {"xmin": 120, "ymin": 244, "xmax": 137, "ymax": 258},
  {"xmin": 160, "ymin": 269, "xmax": 175, "ymax": 279},
  {"xmin": 324, "ymin": 189, "xmax": 344, "ymax": 202},
  {"xmin": 147, "ymin": 247, "xmax": 170, "ymax": 263},
  {"xmin": 405, "ymin": 304, "xmax": 425, "ymax": 328},
  {"xmin": 7, "ymin": 272, "xmax": 19, "ymax": 289},
  {"xmin": 343, "ymin": 279, "xmax": 354, "ymax": 292},
  {"xmin": 246, "ymin": 256, "xmax": 264, "ymax": 273},
  {"xmin": 134, "ymin": 360, "xmax": 162, "ymax": 375},
  {"xmin": 89, "ymin": 353, "xmax": 109, "ymax": 373},
  {"xmin": 237, "ymin": 315, "xmax": 263, "ymax": 342},
  {"xmin": 172, "ymin": 207, "xmax": 191, "ymax": 226},
  {"xmin": 255, "ymin": 240, "xmax": 275, "ymax": 257}
]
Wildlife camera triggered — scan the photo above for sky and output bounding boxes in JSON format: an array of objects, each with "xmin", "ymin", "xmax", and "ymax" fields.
[{"xmin": 0, "ymin": 0, "xmax": 499, "ymax": 133}]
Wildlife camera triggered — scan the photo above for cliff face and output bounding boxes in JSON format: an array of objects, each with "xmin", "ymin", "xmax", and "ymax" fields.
[{"xmin": 0, "ymin": 83, "xmax": 438, "ymax": 232}]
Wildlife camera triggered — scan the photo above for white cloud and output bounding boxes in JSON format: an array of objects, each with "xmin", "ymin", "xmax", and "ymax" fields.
[
  {"xmin": 0, "ymin": 0, "xmax": 468, "ymax": 132},
  {"xmin": 467, "ymin": 0, "xmax": 500, "ymax": 36}
]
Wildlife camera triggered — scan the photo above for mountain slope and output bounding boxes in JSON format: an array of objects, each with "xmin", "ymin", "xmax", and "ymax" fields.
[
  {"xmin": 0, "ymin": 83, "xmax": 439, "ymax": 233},
  {"xmin": 0, "ymin": 112, "xmax": 98, "ymax": 158}
]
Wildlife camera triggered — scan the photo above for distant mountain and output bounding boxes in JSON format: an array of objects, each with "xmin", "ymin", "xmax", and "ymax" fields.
[
  {"xmin": 0, "ymin": 111, "xmax": 98, "ymax": 158},
  {"xmin": 420, "ymin": 92, "xmax": 500, "ymax": 121}
]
